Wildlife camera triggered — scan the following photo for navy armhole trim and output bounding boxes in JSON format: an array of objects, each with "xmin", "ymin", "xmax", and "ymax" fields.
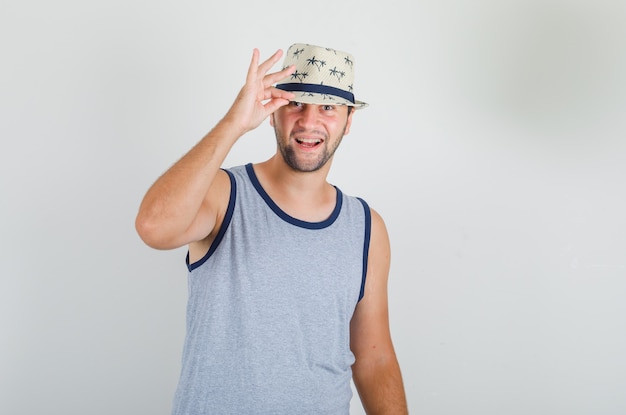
[
  {"xmin": 186, "ymin": 169, "xmax": 237, "ymax": 271},
  {"xmin": 245, "ymin": 163, "xmax": 342, "ymax": 229},
  {"xmin": 357, "ymin": 197, "xmax": 371, "ymax": 302}
]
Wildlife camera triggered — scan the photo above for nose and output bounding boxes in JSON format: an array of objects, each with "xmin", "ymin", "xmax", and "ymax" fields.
[{"xmin": 297, "ymin": 104, "xmax": 319, "ymax": 129}]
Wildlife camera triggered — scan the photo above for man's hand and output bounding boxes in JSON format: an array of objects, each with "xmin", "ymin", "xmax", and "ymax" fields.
[
  {"xmin": 135, "ymin": 48, "xmax": 295, "ymax": 251},
  {"xmin": 223, "ymin": 48, "xmax": 295, "ymax": 136}
]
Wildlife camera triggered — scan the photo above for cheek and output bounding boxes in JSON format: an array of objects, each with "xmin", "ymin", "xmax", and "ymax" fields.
[{"xmin": 343, "ymin": 115, "xmax": 353, "ymax": 135}]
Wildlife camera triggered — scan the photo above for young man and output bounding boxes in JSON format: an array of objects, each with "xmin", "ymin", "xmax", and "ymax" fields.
[{"xmin": 136, "ymin": 43, "xmax": 408, "ymax": 414}]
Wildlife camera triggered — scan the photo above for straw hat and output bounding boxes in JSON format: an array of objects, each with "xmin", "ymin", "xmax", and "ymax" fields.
[{"xmin": 275, "ymin": 43, "xmax": 368, "ymax": 109}]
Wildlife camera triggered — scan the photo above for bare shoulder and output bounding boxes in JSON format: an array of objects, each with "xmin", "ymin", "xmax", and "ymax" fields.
[
  {"xmin": 209, "ymin": 168, "xmax": 233, "ymax": 203},
  {"xmin": 365, "ymin": 207, "xmax": 391, "ymax": 288},
  {"xmin": 369, "ymin": 207, "xmax": 390, "ymax": 251}
]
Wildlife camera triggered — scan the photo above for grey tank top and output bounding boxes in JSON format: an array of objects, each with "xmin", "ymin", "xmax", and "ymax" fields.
[{"xmin": 172, "ymin": 163, "xmax": 371, "ymax": 415}]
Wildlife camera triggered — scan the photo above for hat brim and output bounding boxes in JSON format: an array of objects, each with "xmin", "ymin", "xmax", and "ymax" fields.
[{"xmin": 286, "ymin": 91, "xmax": 368, "ymax": 109}]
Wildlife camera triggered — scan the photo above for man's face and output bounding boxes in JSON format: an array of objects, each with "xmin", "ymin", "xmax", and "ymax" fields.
[{"xmin": 271, "ymin": 102, "xmax": 354, "ymax": 173}]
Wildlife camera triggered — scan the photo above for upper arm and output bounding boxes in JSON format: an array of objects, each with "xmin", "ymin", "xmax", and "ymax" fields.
[
  {"xmin": 186, "ymin": 169, "xmax": 233, "ymax": 261},
  {"xmin": 350, "ymin": 208, "xmax": 394, "ymax": 361},
  {"xmin": 137, "ymin": 168, "xmax": 232, "ymax": 251}
]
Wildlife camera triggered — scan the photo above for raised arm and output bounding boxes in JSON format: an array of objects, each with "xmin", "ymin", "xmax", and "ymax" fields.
[
  {"xmin": 350, "ymin": 208, "xmax": 408, "ymax": 414},
  {"xmin": 135, "ymin": 49, "xmax": 295, "ymax": 250}
]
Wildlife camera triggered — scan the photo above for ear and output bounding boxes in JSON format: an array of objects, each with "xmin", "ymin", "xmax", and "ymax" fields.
[{"xmin": 343, "ymin": 107, "xmax": 355, "ymax": 135}]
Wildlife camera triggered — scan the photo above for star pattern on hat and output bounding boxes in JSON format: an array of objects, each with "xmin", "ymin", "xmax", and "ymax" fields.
[
  {"xmin": 292, "ymin": 47, "xmax": 305, "ymax": 59},
  {"xmin": 289, "ymin": 70, "xmax": 309, "ymax": 82},
  {"xmin": 306, "ymin": 56, "xmax": 326, "ymax": 71},
  {"xmin": 294, "ymin": 91, "xmax": 338, "ymax": 102},
  {"xmin": 328, "ymin": 66, "xmax": 345, "ymax": 83},
  {"xmin": 290, "ymin": 81, "xmax": 339, "ymax": 102}
]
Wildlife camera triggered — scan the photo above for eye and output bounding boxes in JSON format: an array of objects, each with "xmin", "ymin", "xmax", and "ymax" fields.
[
  {"xmin": 321, "ymin": 105, "xmax": 335, "ymax": 111},
  {"xmin": 290, "ymin": 101, "xmax": 303, "ymax": 107}
]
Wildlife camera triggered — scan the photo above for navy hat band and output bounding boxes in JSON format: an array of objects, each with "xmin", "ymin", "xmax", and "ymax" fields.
[{"xmin": 275, "ymin": 83, "xmax": 355, "ymax": 104}]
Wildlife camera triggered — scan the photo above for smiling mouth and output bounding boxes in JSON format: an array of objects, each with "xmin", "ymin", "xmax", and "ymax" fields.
[{"xmin": 295, "ymin": 137, "xmax": 323, "ymax": 148}]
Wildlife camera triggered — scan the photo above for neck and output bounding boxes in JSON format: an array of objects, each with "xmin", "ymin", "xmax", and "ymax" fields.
[
  {"xmin": 252, "ymin": 155, "xmax": 336, "ymax": 222},
  {"xmin": 262, "ymin": 153, "xmax": 333, "ymax": 194}
]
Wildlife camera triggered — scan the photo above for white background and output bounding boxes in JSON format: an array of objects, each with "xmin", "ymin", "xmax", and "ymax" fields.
[{"xmin": 2, "ymin": 0, "xmax": 626, "ymax": 414}]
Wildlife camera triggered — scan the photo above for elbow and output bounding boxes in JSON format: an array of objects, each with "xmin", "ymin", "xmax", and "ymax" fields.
[{"xmin": 135, "ymin": 212, "xmax": 170, "ymax": 250}]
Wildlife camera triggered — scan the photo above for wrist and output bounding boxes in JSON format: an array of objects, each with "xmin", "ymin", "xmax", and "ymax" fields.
[{"xmin": 217, "ymin": 114, "xmax": 248, "ymax": 140}]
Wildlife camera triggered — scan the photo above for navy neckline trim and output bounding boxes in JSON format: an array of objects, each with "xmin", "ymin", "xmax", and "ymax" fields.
[
  {"xmin": 357, "ymin": 197, "xmax": 371, "ymax": 302},
  {"xmin": 245, "ymin": 163, "xmax": 342, "ymax": 229}
]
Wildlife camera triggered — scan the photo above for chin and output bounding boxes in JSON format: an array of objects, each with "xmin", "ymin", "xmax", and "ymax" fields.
[
  {"xmin": 281, "ymin": 149, "xmax": 329, "ymax": 173},
  {"xmin": 288, "ymin": 162, "xmax": 325, "ymax": 173}
]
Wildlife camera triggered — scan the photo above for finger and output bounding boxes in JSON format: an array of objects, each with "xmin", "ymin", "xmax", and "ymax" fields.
[
  {"xmin": 245, "ymin": 48, "xmax": 261, "ymax": 84},
  {"xmin": 257, "ymin": 49, "xmax": 284, "ymax": 76},
  {"xmin": 263, "ymin": 86, "xmax": 295, "ymax": 102},
  {"xmin": 263, "ymin": 97, "xmax": 291, "ymax": 115},
  {"xmin": 264, "ymin": 64, "xmax": 296, "ymax": 87}
]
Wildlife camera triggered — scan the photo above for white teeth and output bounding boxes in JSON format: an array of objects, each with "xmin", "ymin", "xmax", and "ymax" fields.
[{"xmin": 296, "ymin": 138, "xmax": 321, "ymax": 144}]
